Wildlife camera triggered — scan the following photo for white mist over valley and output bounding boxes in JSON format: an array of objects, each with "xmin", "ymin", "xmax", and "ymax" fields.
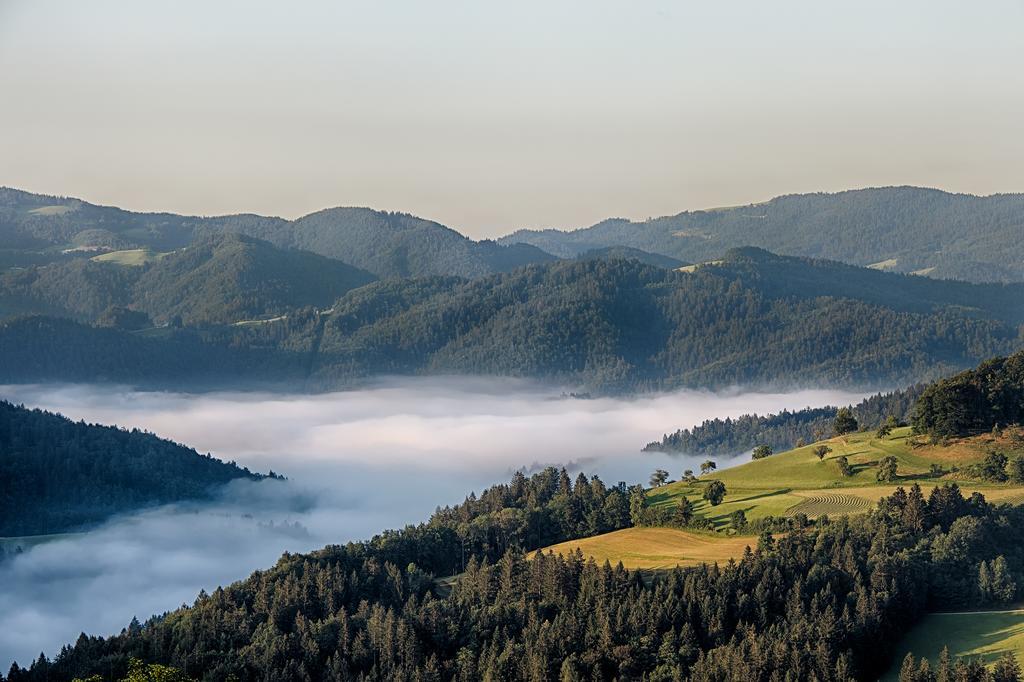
[{"xmin": 0, "ymin": 378, "xmax": 867, "ymax": 670}]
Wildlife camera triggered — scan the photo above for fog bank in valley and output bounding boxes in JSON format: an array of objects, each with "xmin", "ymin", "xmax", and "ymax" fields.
[{"xmin": 0, "ymin": 378, "xmax": 867, "ymax": 670}]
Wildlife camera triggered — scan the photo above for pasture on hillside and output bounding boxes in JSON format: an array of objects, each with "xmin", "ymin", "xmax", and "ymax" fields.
[
  {"xmin": 646, "ymin": 427, "xmax": 1024, "ymax": 529},
  {"xmin": 91, "ymin": 248, "xmax": 168, "ymax": 266},
  {"xmin": 884, "ymin": 609, "xmax": 1024, "ymax": 679},
  {"xmin": 533, "ymin": 527, "xmax": 758, "ymax": 570}
]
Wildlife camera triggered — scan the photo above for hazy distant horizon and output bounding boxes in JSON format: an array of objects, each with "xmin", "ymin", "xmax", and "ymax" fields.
[
  {"xmin": 2, "ymin": 0, "xmax": 1023, "ymax": 237},
  {"xmin": 5, "ymin": 182, "xmax": 1021, "ymax": 239}
]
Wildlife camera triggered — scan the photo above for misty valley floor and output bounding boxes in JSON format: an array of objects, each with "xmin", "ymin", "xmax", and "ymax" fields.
[{"xmin": 0, "ymin": 379, "xmax": 867, "ymax": 670}]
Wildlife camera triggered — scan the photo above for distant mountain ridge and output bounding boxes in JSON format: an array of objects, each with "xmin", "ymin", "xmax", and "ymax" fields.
[
  {"xmin": 499, "ymin": 186, "xmax": 1024, "ymax": 283},
  {"xmin": 0, "ymin": 233, "xmax": 376, "ymax": 325},
  {"xmin": 8, "ymin": 185, "xmax": 1024, "ymax": 283},
  {"xmin": 2, "ymin": 250, "xmax": 1018, "ymax": 394},
  {"xmin": 0, "ymin": 187, "xmax": 555, "ymax": 279}
]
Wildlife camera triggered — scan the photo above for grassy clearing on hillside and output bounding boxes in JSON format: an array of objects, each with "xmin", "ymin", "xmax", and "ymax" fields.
[
  {"xmin": 534, "ymin": 527, "xmax": 756, "ymax": 570},
  {"xmin": 27, "ymin": 205, "xmax": 74, "ymax": 216},
  {"xmin": 868, "ymin": 257, "xmax": 899, "ymax": 270},
  {"xmin": 647, "ymin": 427, "xmax": 1024, "ymax": 527},
  {"xmin": 884, "ymin": 610, "xmax": 1024, "ymax": 679},
  {"xmin": 91, "ymin": 248, "xmax": 168, "ymax": 266},
  {"xmin": 676, "ymin": 260, "xmax": 722, "ymax": 273}
]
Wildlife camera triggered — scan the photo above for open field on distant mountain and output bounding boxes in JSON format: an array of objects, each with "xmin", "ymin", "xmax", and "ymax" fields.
[
  {"xmin": 534, "ymin": 527, "xmax": 756, "ymax": 570},
  {"xmin": 91, "ymin": 247, "xmax": 168, "ymax": 266},
  {"xmin": 885, "ymin": 610, "xmax": 1024, "ymax": 679}
]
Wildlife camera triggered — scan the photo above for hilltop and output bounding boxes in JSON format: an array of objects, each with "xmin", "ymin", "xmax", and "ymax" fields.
[
  {"xmin": 501, "ymin": 187, "xmax": 1024, "ymax": 283},
  {"xmin": 0, "ymin": 187, "xmax": 556, "ymax": 279},
  {"xmin": 1, "ymin": 253, "xmax": 1020, "ymax": 392},
  {"xmin": 0, "ymin": 400, "xmax": 272, "ymax": 537},
  {"xmin": 0, "ymin": 233, "xmax": 376, "ymax": 325}
]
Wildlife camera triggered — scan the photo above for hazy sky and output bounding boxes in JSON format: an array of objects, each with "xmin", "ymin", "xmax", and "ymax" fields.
[{"xmin": 1, "ymin": 1, "xmax": 1022, "ymax": 237}]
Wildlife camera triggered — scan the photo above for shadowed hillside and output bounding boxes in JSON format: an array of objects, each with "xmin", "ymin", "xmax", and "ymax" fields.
[{"xmin": 501, "ymin": 187, "xmax": 1024, "ymax": 283}]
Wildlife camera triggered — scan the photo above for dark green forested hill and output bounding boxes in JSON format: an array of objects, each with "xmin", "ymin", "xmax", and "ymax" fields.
[
  {"xmin": 574, "ymin": 246, "xmax": 689, "ymax": 269},
  {"xmin": 11, "ymin": 466, "xmax": 1024, "ymax": 681},
  {"xmin": 500, "ymin": 187, "xmax": 1024, "ymax": 282},
  {"xmin": 0, "ymin": 316, "xmax": 301, "ymax": 388},
  {"xmin": 304, "ymin": 258, "xmax": 1022, "ymax": 391},
  {"xmin": 210, "ymin": 207, "xmax": 557, "ymax": 279},
  {"xmin": 702, "ymin": 247, "xmax": 1024, "ymax": 324},
  {"xmin": 0, "ymin": 188, "xmax": 556, "ymax": 279},
  {"xmin": 912, "ymin": 348, "xmax": 1024, "ymax": 438},
  {"xmin": 0, "ymin": 234, "xmax": 376, "ymax": 325},
  {"xmin": 130, "ymin": 234, "xmax": 375, "ymax": 324},
  {"xmin": 0, "ymin": 400, "xmax": 269, "ymax": 536},
  {"xmin": 0, "ymin": 257, "xmax": 1020, "ymax": 392}
]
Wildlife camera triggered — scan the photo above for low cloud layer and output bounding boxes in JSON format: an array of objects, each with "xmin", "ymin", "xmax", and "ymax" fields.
[{"xmin": 0, "ymin": 378, "xmax": 866, "ymax": 670}]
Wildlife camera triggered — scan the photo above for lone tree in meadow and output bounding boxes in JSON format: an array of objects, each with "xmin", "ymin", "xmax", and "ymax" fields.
[
  {"xmin": 682, "ymin": 469, "xmax": 696, "ymax": 482},
  {"xmin": 876, "ymin": 455, "xmax": 898, "ymax": 482},
  {"xmin": 979, "ymin": 450, "xmax": 1009, "ymax": 482},
  {"xmin": 876, "ymin": 415, "xmax": 900, "ymax": 438},
  {"xmin": 700, "ymin": 460, "xmax": 717, "ymax": 476},
  {"xmin": 833, "ymin": 407, "xmax": 858, "ymax": 436},
  {"xmin": 649, "ymin": 469, "xmax": 669, "ymax": 488},
  {"xmin": 752, "ymin": 445, "xmax": 773, "ymax": 460},
  {"xmin": 674, "ymin": 497, "xmax": 695, "ymax": 526},
  {"xmin": 703, "ymin": 480, "xmax": 727, "ymax": 506},
  {"xmin": 813, "ymin": 445, "xmax": 832, "ymax": 461},
  {"xmin": 835, "ymin": 455, "xmax": 853, "ymax": 477}
]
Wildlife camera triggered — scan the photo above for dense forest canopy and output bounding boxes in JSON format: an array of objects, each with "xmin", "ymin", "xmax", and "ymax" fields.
[
  {"xmin": 1, "ymin": 255, "xmax": 1019, "ymax": 394},
  {"xmin": 9, "ymin": 469, "xmax": 1024, "ymax": 681},
  {"xmin": 0, "ymin": 401, "xmax": 270, "ymax": 536},
  {"xmin": 501, "ymin": 186, "xmax": 1024, "ymax": 283},
  {"xmin": 912, "ymin": 349, "xmax": 1024, "ymax": 438}
]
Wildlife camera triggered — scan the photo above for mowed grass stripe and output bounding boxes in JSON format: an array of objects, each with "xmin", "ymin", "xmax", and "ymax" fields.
[{"xmin": 784, "ymin": 492, "xmax": 873, "ymax": 517}]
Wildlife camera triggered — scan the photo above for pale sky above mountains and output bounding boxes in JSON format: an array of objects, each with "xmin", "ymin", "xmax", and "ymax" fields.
[{"xmin": 1, "ymin": 0, "xmax": 1022, "ymax": 237}]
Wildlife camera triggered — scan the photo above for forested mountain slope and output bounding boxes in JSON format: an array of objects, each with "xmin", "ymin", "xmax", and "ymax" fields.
[
  {"xmin": 702, "ymin": 247, "xmax": 1024, "ymax": 324},
  {"xmin": 0, "ymin": 234, "xmax": 376, "ymax": 325},
  {"xmin": 0, "ymin": 400, "xmax": 269, "ymax": 536},
  {"xmin": 0, "ymin": 257, "xmax": 1020, "ymax": 392},
  {"xmin": 210, "ymin": 207, "xmax": 557, "ymax": 278},
  {"xmin": 0, "ymin": 316, "xmax": 298, "ymax": 388},
  {"xmin": 0, "ymin": 188, "xmax": 555, "ymax": 279},
  {"xmin": 304, "ymin": 258, "xmax": 1021, "ymax": 391},
  {"xmin": 10, "ymin": 469, "xmax": 1024, "ymax": 680},
  {"xmin": 501, "ymin": 187, "xmax": 1024, "ymax": 282}
]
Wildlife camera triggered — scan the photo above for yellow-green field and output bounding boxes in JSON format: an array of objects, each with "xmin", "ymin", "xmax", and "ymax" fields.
[
  {"xmin": 676, "ymin": 260, "xmax": 723, "ymax": 273},
  {"xmin": 28, "ymin": 205, "xmax": 75, "ymax": 216},
  {"xmin": 868, "ymin": 257, "xmax": 900, "ymax": 270},
  {"xmin": 534, "ymin": 527, "xmax": 757, "ymax": 570},
  {"xmin": 884, "ymin": 610, "xmax": 1024, "ymax": 679},
  {"xmin": 91, "ymin": 248, "xmax": 168, "ymax": 266},
  {"xmin": 647, "ymin": 427, "xmax": 1024, "ymax": 529}
]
